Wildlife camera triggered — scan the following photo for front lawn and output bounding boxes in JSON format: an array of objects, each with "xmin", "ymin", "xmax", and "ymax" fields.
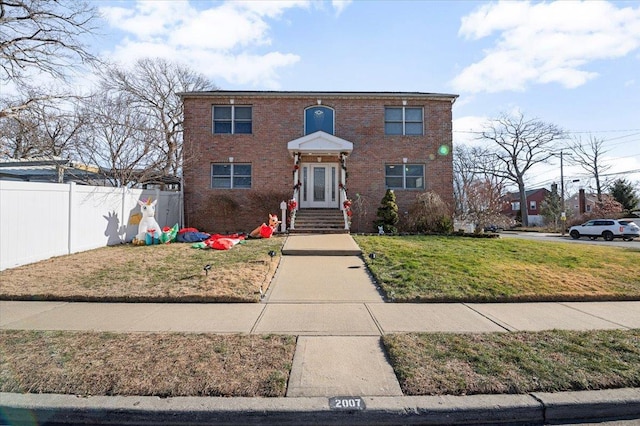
[
  {"xmin": 0, "ymin": 330, "xmax": 295, "ymax": 397},
  {"xmin": 2, "ymin": 329, "xmax": 638, "ymax": 397},
  {"xmin": 0, "ymin": 237, "xmax": 284, "ymax": 303},
  {"xmin": 354, "ymin": 235, "xmax": 640, "ymax": 302},
  {"xmin": 384, "ymin": 329, "xmax": 640, "ymax": 395}
]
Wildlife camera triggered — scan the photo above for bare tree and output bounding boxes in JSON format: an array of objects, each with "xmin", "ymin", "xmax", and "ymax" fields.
[
  {"xmin": 0, "ymin": 0, "xmax": 98, "ymax": 84},
  {"xmin": 464, "ymin": 178, "xmax": 510, "ymax": 232},
  {"xmin": 479, "ymin": 111, "xmax": 565, "ymax": 226},
  {"xmin": 0, "ymin": 85, "xmax": 86, "ymax": 159},
  {"xmin": 453, "ymin": 145, "xmax": 478, "ymax": 216},
  {"xmin": 98, "ymin": 58, "xmax": 214, "ymax": 178},
  {"xmin": 567, "ymin": 135, "xmax": 611, "ymax": 202},
  {"xmin": 0, "ymin": 0, "xmax": 99, "ymax": 118},
  {"xmin": 454, "ymin": 144, "xmax": 511, "ymax": 230},
  {"xmin": 74, "ymin": 92, "xmax": 158, "ymax": 187}
]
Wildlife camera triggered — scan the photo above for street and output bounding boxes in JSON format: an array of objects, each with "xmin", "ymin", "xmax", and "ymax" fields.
[{"xmin": 499, "ymin": 231, "xmax": 640, "ymax": 249}]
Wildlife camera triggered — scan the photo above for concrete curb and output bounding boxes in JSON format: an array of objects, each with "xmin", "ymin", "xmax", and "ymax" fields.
[{"xmin": 2, "ymin": 388, "xmax": 639, "ymax": 425}]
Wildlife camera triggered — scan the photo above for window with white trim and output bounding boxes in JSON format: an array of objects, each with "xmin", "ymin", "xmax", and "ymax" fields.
[
  {"xmin": 530, "ymin": 200, "xmax": 537, "ymax": 210},
  {"xmin": 385, "ymin": 107, "xmax": 423, "ymax": 135},
  {"xmin": 385, "ymin": 164, "xmax": 424, "ymax": 189},
  {"xmin": 211, "ymin": 163, "xmax": 252, "ymax": 189},
  {"xmin": 212, "ymin": 106, "xmax": 252, "ymax": 134}
]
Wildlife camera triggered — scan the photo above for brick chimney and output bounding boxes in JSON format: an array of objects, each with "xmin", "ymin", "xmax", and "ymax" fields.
[{"xmin": 579, "ymin": 188, "xmax": 586, "ymax": 214}]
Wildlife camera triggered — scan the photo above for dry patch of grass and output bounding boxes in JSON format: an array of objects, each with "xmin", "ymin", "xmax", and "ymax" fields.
[
  {"xmin": 355, "ymin": 235, "xmax": 640, "ymax": 302},
  {"xmin": 383, "ymin": 329, "xmax": 640, "ymax": 396},
  {"xmin": 0, "ymin": 237, "xmax": 284, "ymax": 303},
  {"xmin": 0, "ymin": 330, "xmax": 296, "ymax": 397}
]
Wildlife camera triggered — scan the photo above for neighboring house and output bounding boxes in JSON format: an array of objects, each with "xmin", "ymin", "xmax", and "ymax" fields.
[
  {"xmin": 180, "ymin": 91, "xmax": 458, "ymax": 232},
  {"xmin": 0, "ymin": 158, "xmax": 180, "ymax": 190},
  {"xmin": 501, "ymin": 188, "xmax": 550, "ymax": 226},
  {"xmin": 566, "ymin": 189, "xmax": 598, "ymax": 216},
  {"xmin": 0, "ymin": 158, "xmax": 106, "ymax": 185}
]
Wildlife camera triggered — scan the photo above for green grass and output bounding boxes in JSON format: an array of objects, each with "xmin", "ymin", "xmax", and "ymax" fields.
[
  {"xmin": 383, "ymin": 329, "xmax": 640, "ymax": 395},
  {"xmin": 354, "ymin": 235, "xmax": 640, "ymax": 302}
]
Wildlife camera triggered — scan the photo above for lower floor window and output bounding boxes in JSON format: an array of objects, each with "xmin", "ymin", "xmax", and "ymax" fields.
[
  {"xmin": 211, "ymin": 163, "xmax": 252, "ymax": 189},
  {"xmin": 385, "ymin": 164, "xmax": 424, "ymax": 189}
]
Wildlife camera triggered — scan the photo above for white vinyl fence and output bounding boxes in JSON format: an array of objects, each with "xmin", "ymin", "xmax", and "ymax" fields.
[{"xmin": 0, "ymin": 181, "xmax": 181, "ymax": 271}]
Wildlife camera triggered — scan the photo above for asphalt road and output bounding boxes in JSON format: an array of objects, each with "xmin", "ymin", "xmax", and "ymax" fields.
[{"xmin": 499, "ymin": 231, "xmax": 640, "ymax": 249}]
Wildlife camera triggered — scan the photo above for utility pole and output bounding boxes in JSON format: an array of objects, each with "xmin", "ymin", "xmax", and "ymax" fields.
[{"xmin": 554, "ymin": 151, "xmax": 571, "ymax": 235}]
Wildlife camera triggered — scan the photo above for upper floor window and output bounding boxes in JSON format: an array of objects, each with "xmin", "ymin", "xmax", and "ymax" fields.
[
  {"xmin": 385, "ymin": 107, "xmax": 423, "ymax": 135},
  {"xmin": 530, "ymin": 200, "xmax": 537, "ymax": 210},
  {"xmin": 305, "ymin": 106, "xmax": 334, "ymax": 135},
  {"xmin": 213, "ymin": 106, "xmax": 252, "ymax": 134},
  {"xmin": 385, "ymin": 164, "xmax": 424, "ymax": 189},
  {"xmin": 511, "ymin": 202, "xmax": 520, "ymax": 211},
  {"xmin": 211, "ymin": 163, "xmax": 252, "ymax": 189}
]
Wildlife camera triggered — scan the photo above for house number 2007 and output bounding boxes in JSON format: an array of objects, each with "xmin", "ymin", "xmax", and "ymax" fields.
[{"xmin": 329, "ymin": 396, "xmax": 366, "ymax": 411}]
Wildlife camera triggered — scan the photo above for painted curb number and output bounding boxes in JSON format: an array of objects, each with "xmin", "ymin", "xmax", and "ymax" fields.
[{"xmin": 329, "ymin": 396, "xmax": 366, "ymax": 411}]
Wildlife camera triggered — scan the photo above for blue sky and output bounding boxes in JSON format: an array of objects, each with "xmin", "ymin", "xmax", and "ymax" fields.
[{"xmin": 91, "ymin": 0, "xmax": 640, "ymax": 193}]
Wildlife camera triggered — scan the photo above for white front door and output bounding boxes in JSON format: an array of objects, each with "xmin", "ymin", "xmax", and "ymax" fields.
[{"xmin": 300, "ymin": 163, "xmax": 339, "ymax": 208}]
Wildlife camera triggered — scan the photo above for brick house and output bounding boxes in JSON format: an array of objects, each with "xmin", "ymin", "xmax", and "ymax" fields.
[
  {"xmin": 180, "ymin": 91, "xmax": 458, "ymax": 233},
  {"xmin": 501, "ymin": 188, "xmax": 550, "ymax": 226}
]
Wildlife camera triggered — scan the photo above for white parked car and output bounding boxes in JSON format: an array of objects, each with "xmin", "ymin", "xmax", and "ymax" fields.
[{"xmin": 569, "ymin": 219, "xmax": 640, "ymax": 241}]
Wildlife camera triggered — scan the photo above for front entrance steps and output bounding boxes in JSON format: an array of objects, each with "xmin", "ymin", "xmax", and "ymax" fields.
[{"xmin": 290, "ymin": 208, "xmax": 347, "ymax": 234}]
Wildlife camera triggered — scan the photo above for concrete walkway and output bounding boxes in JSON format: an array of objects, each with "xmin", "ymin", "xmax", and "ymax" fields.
[{"xmin": 1, "ymin": 233, "xmax": 640, "ymax": 425}]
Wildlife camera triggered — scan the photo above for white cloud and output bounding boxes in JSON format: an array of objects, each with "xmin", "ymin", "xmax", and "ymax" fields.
[
  {"xmin": 332, "ymin": 0, "xmax": 353, "ymax": 16},
  {"xmin": 452, "ymin": 115, "xmax": 488, "ymax": 147},
  {"xmin": 98, "ymin": 0, "xmax": 325, "ymax": 88},
  {"xmin": 453, "ymin": 1, "xmax": 640, "ymax": 93}
]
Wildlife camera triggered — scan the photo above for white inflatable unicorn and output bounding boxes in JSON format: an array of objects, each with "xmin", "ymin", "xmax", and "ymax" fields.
[{"xmin": 135, "ymin": 199, "xmax": 161, "ymax": 242}]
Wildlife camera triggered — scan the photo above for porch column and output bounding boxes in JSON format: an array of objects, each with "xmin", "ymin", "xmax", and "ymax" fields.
[
  {"xmin": 293, "ymin": 152, "xmax": 300, "ymax": 202},
  {"xmin": 290, "ymin": 152, "xmax": 300, "ymax": 230},
  {"xmin": 339, "ymin": 152, "xmax": 347, "ymax": 207}
]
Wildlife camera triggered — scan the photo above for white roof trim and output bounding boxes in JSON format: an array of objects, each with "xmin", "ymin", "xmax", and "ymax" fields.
[{"xmin": 287, "ymin": 131, "xmax": 353, "ymax": 155}]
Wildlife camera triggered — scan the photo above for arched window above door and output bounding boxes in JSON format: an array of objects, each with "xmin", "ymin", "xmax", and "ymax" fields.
[{"xmin": 304, "ymin": 106, "xmax": 335, "ymax": 135}]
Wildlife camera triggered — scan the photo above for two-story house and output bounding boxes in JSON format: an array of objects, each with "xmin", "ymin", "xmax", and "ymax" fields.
[
  {"xmin": 180, "ymin": 91, "xmax": 458, "ymax": 233},
  {"xmin": 501, "ymin": 188, "xmax": 550, "ymax": 226}
]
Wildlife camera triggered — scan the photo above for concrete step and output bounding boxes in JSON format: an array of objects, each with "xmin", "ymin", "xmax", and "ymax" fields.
[{"xmin": 292, "ymin": 209, "xmax": 347, "ymax": 234}]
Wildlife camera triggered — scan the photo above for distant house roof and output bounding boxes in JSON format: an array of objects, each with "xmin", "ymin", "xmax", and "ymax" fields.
[
  {"xmin": 0, "ymin": 158, "xmax": 181, "ymax": 189},
  {"xmin": 503, "ymin": 188, "xmax": 550, "ymax": 201},
  {"xmin": 0, "ymin": 158, "xmax": 106, "ymax": 184}
]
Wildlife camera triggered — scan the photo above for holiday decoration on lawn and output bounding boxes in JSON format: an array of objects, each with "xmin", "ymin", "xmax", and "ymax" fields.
[
  {"xmin": 250, "ymin": 213, "xmax": 281, "ymax": 238},
  {"xmin": 133, "ymin": 198, "xmax": 179, "ymax": 245},
  {"xmin": 134, "ymin": 198, "xmax": 161, "ymax": 244}
]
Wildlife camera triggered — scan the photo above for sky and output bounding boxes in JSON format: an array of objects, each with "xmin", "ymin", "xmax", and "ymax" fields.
[{"xmin": 89, "ymin": 0, "xmax": 640, "ymax": 195}]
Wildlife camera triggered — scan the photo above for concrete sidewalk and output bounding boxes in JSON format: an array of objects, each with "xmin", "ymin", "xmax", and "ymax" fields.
[
  {"xmin": 1, "ymin": 233, "xmax": 640, "ymax": 425},
  {"xmin": 2, "ymin": 300, "xmax": 638, "ymax": 334}
]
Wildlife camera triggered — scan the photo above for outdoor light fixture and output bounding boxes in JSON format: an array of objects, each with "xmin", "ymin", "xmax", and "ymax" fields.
[
  {"xmin": 268, "ymin": 250, "xmax": 276, "ymax": 258},
  {"xmin": 228, "ymin": 157, "xmax": 234, "ymax": 163},
  {"xmin": 229, "ymin": 99, "xmax": 234, "ymax": 104},
  {"xmin": 403, "ymin": 158, "xmax": 408, "ymax": 163},
  {"xmin": 203, "ymin": 264, "xmax": 212, "ymax": 275}
]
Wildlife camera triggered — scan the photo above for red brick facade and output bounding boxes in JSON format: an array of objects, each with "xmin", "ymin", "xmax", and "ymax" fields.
[{"xmin": 181, "ymin": 91, "xmax": 457, "ymax": 233}]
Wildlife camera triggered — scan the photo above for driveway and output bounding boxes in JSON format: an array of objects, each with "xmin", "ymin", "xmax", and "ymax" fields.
[{"xmin": 499, "ymin": 231, "xmax": 640, "ymax": 249}]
